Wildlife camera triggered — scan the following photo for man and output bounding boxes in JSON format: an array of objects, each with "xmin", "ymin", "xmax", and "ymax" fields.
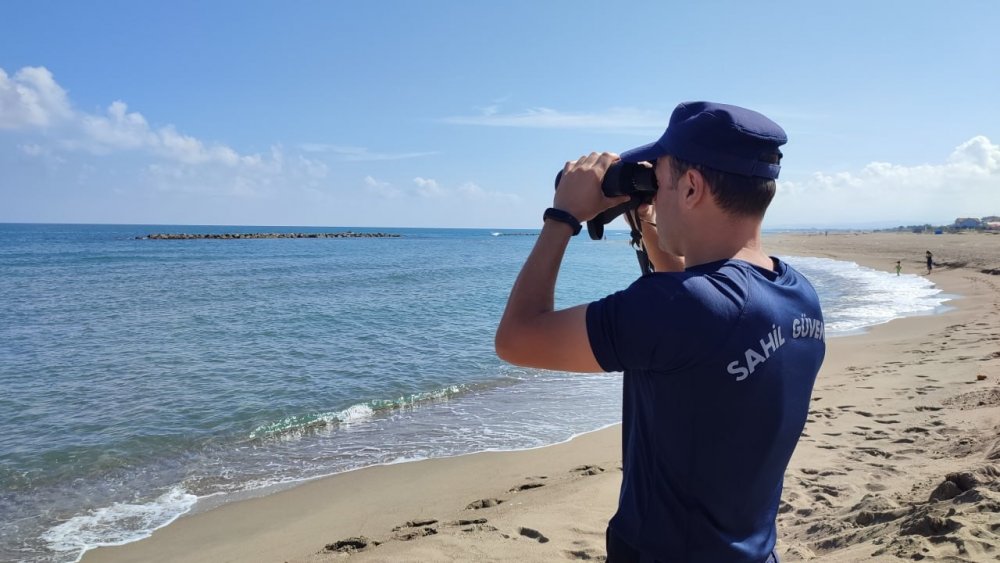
[{"xmin": 495, "ymin": 102, "xmax": 826, "ymax": 562}]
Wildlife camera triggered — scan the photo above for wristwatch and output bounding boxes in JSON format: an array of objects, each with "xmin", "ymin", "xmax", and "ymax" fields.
[{"xmin": 543, "ymin": 208, "xmax": 582, "ymax": 236}]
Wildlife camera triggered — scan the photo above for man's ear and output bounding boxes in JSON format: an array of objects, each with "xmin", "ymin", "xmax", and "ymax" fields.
[{"xmin": 680, "ymin": 169, "xmax": 707, "ymax": 210}]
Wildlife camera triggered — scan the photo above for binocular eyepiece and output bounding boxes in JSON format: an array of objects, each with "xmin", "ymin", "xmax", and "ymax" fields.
[{"xmin": 554, "ymin": 161, "xmax": 658, "ymax": 240}]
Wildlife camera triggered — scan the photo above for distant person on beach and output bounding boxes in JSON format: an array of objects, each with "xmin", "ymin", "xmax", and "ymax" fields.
[
  {"xmin": 496, "ymin": 102, "xmax": 826, "ymax": 563},
  {"xmin": 926, "ymin": 250, "xmax": 933, "ymax": 274},
  {"xmin": 896, "ymin": 260, "xmax": 902, "ymax": 276}
]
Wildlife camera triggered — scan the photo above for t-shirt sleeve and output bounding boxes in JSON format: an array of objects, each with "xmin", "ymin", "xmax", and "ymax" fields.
[{"xmin": 586, "ymin": 275, "xmax": 687, "ymax": 373}]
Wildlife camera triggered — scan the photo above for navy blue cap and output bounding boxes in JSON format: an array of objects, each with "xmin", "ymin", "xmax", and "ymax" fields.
[{"xmin": 620, "ymin": 102, "xmax": 787, "ymax": 179}]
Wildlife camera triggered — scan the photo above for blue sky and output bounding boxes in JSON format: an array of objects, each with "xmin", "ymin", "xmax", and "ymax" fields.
[{"xmin": 2, "ymin": 1, "xmax": 998, "ymax": 228}]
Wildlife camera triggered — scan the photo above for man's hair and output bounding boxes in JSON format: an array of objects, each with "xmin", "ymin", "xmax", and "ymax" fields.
[{"xmin": 667, "ymin": 154, "xmax": 779, "ymax": 217}]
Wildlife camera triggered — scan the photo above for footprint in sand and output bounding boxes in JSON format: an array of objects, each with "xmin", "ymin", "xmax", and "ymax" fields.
[
  {"xmin": 394, "ymin": 518, "xmax": 438, "ymax": 529},
  {"xmin": 393, "ymin": 527, "xmax": 438, "ymax": 541},
  {"xmin": 325, "ymin": 536, "xmax": 379, "ymax": 553},
  {"xmin": 510, "ymin": 482, "xmax": 546, "ymax": 492},
  {"xmin": 856, "ymin": 447, "xmax": 892, "ymax": 458},
  {"xmin": 573, "ymin": 465, "xmax": 605, "ymax": 476},
  {"xmin": 564, "ymin": 548, "xmax": 604, "ymax": 560},
  {"xmin": 518, "ymin": 527, "xmax": 550, "ymax": 543},
  {"xmin": 447, "ymin": 518, "xmax": 496, "ymax": 533},
  {"xmin": 810, "ymin": 483, "xmax": 842, "ymax": 498},
  {"xmin": 391, "ymin": 519, "xmax": 439, "ymax": 541},
  {"xmin": 466, "ymin": 498, "xmax": 504, "ymax": 510},
  {"xmin": 448, "ymin": 517, "xmax": 488, "ymax": 526}
]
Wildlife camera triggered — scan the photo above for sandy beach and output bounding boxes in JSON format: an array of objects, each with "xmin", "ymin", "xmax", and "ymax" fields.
[{"xmin": 83, "ymin": 232, "xmax": 1000, "ymax": 563}]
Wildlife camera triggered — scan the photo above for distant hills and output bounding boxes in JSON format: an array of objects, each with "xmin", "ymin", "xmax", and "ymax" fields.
[{"xmin": 882, "ymin": 215, "xmax": 1000, "ymax": 233}]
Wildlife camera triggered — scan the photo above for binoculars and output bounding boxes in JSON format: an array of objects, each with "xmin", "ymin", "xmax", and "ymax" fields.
[{"xmin": 554, "ymin": 161, "xmax": 658, "ymax": 240}]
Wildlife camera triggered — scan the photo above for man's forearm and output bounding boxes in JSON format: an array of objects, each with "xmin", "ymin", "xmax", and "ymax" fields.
[{"xmin": 498, "ymin": 221, "xmax": 574, "ymax": 327}]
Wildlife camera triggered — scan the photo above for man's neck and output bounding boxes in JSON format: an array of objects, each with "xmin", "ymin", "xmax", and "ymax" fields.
[{"xmin": 682, "ymin": 218, "xmax": 770, "ymax": 271}]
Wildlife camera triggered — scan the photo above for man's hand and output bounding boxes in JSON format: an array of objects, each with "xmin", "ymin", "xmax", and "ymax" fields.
[
  {"xmin": 624, "ymin": 202, "xmax": 656, "ymax": 229},
  {"xmin": 554, "ymin": 152, "xmax": 631, "ymax": 221},
  {"xmin": 624, "ymin": 202, "xmax": 686, "ymax": 273}
]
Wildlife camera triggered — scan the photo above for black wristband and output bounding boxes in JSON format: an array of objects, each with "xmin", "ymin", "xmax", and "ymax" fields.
[{"xmin": 543, "ymin": 208, "xmax": 582, "ymax": 236}]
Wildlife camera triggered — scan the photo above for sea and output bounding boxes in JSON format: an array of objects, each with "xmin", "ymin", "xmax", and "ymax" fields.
[{"xmin": 0, "ymin": 223, "xmax": 951, "ymax": 563}]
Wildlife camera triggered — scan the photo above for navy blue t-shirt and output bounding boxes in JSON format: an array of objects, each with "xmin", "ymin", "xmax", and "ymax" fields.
[{"xmin": 586, "ymin": 258, "xmax": 825, "ymax": 562}]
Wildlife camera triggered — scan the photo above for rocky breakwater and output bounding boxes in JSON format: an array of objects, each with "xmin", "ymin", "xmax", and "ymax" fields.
[{"xmin": 137, "ymin": 231, "xmax": 401, "ymax": 240}]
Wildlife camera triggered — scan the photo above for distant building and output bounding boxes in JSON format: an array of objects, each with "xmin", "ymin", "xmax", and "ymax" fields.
[
  {"xmin": 983, "ymin": 215, "xmax": 1000, "ymax": 223},
  {"xmin": 954, "ymin": 217, "xmax": 982, "ymax": 229},
  {"xmin": 986, "ymin": 222, "xmax": 1000, "ymax": 231}
]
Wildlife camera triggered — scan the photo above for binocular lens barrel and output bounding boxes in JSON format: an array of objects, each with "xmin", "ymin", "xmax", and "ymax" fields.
[{"xmin": 553, "ymin": 161, "xmax": 657, "ymax": 197}]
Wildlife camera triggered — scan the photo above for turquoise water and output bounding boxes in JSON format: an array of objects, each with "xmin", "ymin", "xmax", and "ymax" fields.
[{"xmin": 0, "ymin": 224, "xmax": 949, "ymax": 562}]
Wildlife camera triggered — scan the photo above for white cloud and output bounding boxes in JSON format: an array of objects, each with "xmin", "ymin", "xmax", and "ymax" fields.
[
  {"xmin": 361, "ymin": 176, "xmax": 519, "ymax": 205},
  {"xmin": 0, "ymin": 66, "xmax": 334, "ymax": 179},
  {"xmin": 364, "ymin": 175, "xmax": 401, "ymax": 198},
  {"xmin": 79, "ymin": 100, "xmax": 156, "ymax": 150},
  {"xmin": 140, "ymin": 146, "xmax": 328, "ymax": 200},
  {"xmin": 409, "ymin": 177, "xmax": 520, "ymax": 203},
  {"xmin": 77, "ymin": 100, "xmax": 259, "ymax": 166},
  {"xmin": 1, "ymin": 65, "xmax": 516, "ymax": 226},
  {"xmin": 297, "ymin": 155, "xmax": 329, "ymax": 179},
  {"xmin": 413, "ymin": 176, "xmax": 445, "ymax": 198},
  {"xmin": 19, "ymin": 143, "xmax": 46, "ymax": 156},
  {"xmin": 443, "ymin": 106, "xmax": 668, "ymax": 134},
  {"xmin": 457, "ymin": 182, "xmax": 521, "ymax": 204},
  {"xmin": 18, "ymin": 141, "xmax": 65, "ymax": 167},
  {"xmin": 0, "ymin": 66, "xmax": 73, "ymax": 129},
  {"xmin": 1, "ymin": 65, "xmax": 343, "ymax": 206},
  {"xmin": 770, "ymin": 135, "xmax": 1000, "ymax": 227},
  {"xmin": 299, "ymin": 143, "xmax": 437, "ymax": 161}
]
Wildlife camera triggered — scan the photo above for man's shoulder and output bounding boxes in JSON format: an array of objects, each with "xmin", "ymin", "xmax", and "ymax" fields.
[{"xmin": 618, "ymin": 268, "xmax": 751, "ymax": 318}]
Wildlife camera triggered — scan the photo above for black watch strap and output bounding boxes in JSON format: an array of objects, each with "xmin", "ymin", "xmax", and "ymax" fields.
[{"xmin": 543, "ymin": 207, "xmax": 582, "ymax": 236}]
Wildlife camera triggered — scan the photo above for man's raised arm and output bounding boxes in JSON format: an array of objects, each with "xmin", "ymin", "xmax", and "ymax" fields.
[{"xmin": 494, "ymin": 152, "xmax": 629, "ymax": 372}]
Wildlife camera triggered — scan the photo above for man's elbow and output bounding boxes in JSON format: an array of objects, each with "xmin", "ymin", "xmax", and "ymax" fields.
[{"xmin": 494, "ymin": 324, "xmax": 529, "ymax": 366}]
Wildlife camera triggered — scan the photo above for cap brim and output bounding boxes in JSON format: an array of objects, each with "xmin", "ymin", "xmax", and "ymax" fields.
[{"xmin": 619, "ymin": 141, "xmax": 665, "ymax": 163}]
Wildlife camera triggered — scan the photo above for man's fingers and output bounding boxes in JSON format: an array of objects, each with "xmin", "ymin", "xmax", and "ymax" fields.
[
  {"xmin": 566, "ymin": 152, "xmax": 618, "ymax": 173},
  {"xmin": 597, "ymin": 152, "xmax": 619, "ymax": 169}
]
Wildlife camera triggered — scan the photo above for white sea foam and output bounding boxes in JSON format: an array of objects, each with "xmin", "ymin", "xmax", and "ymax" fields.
[
  {"xmin": 249, "ymin": 385, "xmax": 467, "ymax": 440},
  {"xmin": 783, "ymin": 256, "xmax": 950, "ymax": 334},
  {"xmin": 41, "ymin": 487, "xmax": 197, "ymax": 560},
  {"xmin": 335, "ymin": 403, "xmax": 375, "ymax": 425}
]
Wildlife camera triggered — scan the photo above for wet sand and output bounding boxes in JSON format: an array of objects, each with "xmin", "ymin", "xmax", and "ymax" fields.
[{"xmin": 84, "ymin": 232, "xmax": 1000, "ymax": 563}]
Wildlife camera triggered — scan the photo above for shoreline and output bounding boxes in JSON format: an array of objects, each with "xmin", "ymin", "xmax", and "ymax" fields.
[{"xmin": 82, "ymin": 232, "xmax": 999, "ymax": 562}]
